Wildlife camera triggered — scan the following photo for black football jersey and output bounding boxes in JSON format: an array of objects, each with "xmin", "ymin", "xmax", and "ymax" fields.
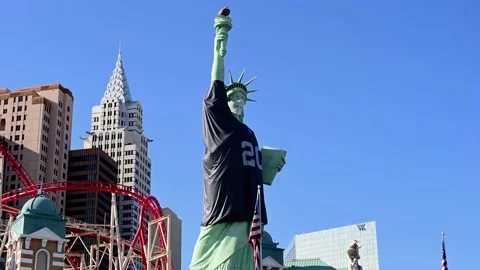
[{"xmin": 201, "ymin": 80, "xmax": 268, "ymax": 226}]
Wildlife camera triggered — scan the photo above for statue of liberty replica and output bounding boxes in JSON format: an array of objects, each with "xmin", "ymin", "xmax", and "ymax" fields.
[
  {"xmin": 190, "ymin": 7, "xmax": 287, "ymax": 270},
  {"xmin": 347, "ymin": 240, "xmax": 363, "ymax": 270}
]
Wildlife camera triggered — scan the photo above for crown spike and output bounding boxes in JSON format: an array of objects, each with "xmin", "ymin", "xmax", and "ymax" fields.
[
  {"xmin": 238, "ymin": 69, "xmax": 246, "ymax": 83},
  {"xmin": 226, "ymin": 70, "xmax": 258, "ymax": 103},
  {"xmin": 244, "ymin": 77, "xmax": 257, "ymax": 86},
  {"xmin": 229, "ymin": 70, "xmax": 234, "ymax": 85}
]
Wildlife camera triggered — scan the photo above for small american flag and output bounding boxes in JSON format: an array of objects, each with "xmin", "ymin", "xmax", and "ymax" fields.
[
  {"xmin": 249, "ymin": 186, "xmax": 262, "ymax": 270},
  {"xmin": 442, "ymin": 233, "xmax": 448, "ymax": 270}
]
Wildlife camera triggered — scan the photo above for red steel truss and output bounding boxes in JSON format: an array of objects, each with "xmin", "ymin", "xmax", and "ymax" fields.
[
  {"xmin": 0, "ymin": 142, "xmax": 35, "ymax": 189},
  {"xmin": 0, "ymin": 141, "xmax": 172, "ymax": 270},
  {"xmin": 2, "ymin": 182, "xmax": 172, "ymax": 270}
]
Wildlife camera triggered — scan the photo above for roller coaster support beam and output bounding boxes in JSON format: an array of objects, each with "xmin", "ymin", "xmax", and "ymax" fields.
[
  {"xmin": 109, "ymin": 193, "xmax": 115, "ymax": 270},
  {"xmin": 0, "ymin": 215, "xmax": 13, "ymax": 256}
]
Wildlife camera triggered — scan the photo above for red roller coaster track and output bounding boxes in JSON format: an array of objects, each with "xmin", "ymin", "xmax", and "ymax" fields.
[
  {"xmin": 0, "ymin": 141, "xmax": 35, "ymax": 189},
  {"xmin": 0, "ymin": 142, "xmax": 173, "ymax": 270}
]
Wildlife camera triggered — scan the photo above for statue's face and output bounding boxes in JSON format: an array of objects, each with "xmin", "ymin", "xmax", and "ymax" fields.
[{"xmin": 227, "ymin": 89, "xmax": 246, "ymax": 116}]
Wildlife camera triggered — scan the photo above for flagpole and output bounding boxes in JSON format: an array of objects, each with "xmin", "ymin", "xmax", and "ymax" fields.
[
  {"xmin": 258, "ymin": 185, "xmax": 263, "ymax": 269},
  {"xmin": 442, "ymin": 232, "xmax": 446, "ymax": 253},
  {"xmin": 442, "ymin": 232, "xmax": 448, "ymax": 270}
]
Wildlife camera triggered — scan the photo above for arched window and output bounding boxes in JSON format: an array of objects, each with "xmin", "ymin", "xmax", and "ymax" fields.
[{"xmin": 35, "ymin": 249, "xmax": 50, "ymax": 270}]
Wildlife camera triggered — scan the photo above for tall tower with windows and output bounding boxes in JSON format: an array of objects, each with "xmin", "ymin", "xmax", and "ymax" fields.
[
  {"xmin": 82, "ymin": 47, "xmax": 152, "ymax": 241},
  {"xmin": 0, "ymin": 83, "xmax": 73, "ymax": 215}
]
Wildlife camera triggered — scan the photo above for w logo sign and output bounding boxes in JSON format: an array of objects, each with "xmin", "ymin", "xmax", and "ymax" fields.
[{"xmin": 357, "ymin": 223, "xmax": 366, "ymax": 231}]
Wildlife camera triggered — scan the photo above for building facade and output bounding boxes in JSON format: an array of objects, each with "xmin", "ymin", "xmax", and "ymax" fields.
[
  {"xmin": 82, "ymin": 49, "xmax": 152, "ymax": 241},
  {"xmin": 284, "ymin": 221, "xmax": 380, "ymax": 270},
  {"xmin": 0, "ymin": 83, "xmax": 74, "ymax": 214},
  {"xmin": 6, "ymin": 189, "xmax": 69, "ymax": 270},
  {"xmin": 66, "ymin": 148, "xmax": 117, "ymax": 224},
  {"xmin": 66, "ymin": 148, "xmax": 117, "ymax": 267},
  {"xmin": 162, "ymin": 207, "xmax": 182, "ymax": 270},
  {"xmin": 262, "ymin": 229, "xmax": 287, "ymax": 270},
  {"xmin": 262, "ymin": 229, "xmax": 284, "ymax": 266}
]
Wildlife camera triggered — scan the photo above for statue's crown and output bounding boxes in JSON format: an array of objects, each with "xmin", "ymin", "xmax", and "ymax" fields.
[{"xmin": 226, "ymin": 69, "xmax": 259, "ymax": 102}]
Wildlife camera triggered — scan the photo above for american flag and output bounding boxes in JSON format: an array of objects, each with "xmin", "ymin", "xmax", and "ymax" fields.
[
  {"xmin": 248, "ymin": 186, "xmax": 262, "ymax": 270},
  {"xmin": 442, "ymin": 233, "xmax": 448, "ymax": 270}
]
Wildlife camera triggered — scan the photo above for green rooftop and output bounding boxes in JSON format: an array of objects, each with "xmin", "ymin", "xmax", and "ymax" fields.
[
  {"xmin": 21, "ymin": 195, "xmax": 59, "ymax": 217},
  {"xmin": 284, "ymin": 259, "xmax": 339, "ymax": 270},
  {"xmin": 12, "ymin": 189, "xmax": 66, "ymax": 238}
]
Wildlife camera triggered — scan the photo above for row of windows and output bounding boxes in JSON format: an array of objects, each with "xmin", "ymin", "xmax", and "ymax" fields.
[
  {"xmin": 122, "ymin": 204, "xmax": 139, "ymax": 211},
  {"xmin": 70, "ymin": 155, "xmax": 97, "ymax": 162},
  {"xmin": 100, "ymin": 156, "xmax": 117, "ymax": 173},
  {"xmin": 122, "ymin": 219, "xmax": 138, "ymax": 227},
  {"xmin": 12, "ymin": 114, "xmax": 27, "ymax": 122},
  {"xmin": 91, "ymin": 132, "xmax": 124, "ymax": 141},
  {"xmin": 0, "ymin": 95, "xmax": 28, "ymax": 104},
  {"xmin": 0, "ymin": 104, "xmax": 28, "ymax": 114},
  {"xmin": 99, "ymin": 167, "xmax": 116, "ymax": 183},
  {"xmin": 122, "ymin": 212, "xmax": 138, "ymax": 219},
  {"xmin": 102, "ymin": 100, "xmax": 143, "ymax": 116},
  {"xmin": 100, "ymin": 142, "xmax": 123, "ymax": 149}
]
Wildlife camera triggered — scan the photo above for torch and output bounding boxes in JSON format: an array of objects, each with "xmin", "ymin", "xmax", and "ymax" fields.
[{"xmin": 214, "ymin": 7, "xmax": 233, "ymax": 57}]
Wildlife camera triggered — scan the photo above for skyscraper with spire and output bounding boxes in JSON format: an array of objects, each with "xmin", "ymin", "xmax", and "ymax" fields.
[{"xmin": 82, "ymin": 47, "xmax": 152, "ymax": 241}]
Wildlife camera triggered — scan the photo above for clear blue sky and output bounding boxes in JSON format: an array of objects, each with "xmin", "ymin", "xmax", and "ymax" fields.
[{"xmin": 1, "ymin": 0, "xmax": 478, "ymax": 269}]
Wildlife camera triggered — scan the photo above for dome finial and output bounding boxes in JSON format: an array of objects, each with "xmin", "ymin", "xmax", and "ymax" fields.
[{"xmin": 37, "ymin": 180, "xmax": 45, "ymax": 197}]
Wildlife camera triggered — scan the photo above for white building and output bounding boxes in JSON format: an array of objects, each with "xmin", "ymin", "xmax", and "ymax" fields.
[
  {"xmin": 83, "ymin": 48, "xmax": 152, "ymax": 241},
  {"xmin": 284, "ymin": 221, "xmax": 380, "ymax": 270},
  {"xmin": 162, "ymin": 207, "xmax": 182, "ymax": 270}
]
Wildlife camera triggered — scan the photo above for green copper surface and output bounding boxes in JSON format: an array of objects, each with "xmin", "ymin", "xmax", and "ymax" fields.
[
  {"xmin": 13, "ymin": 192, "xmax": 66, "ymax": 238},
  {"xmin": 284, "ymin": 259, "xmax": 338, "ymax": 270},
  {"xmin": 211, "ymin": 12, "xmax": 231, "ymax": 82},
  {"xmin": 210, "ymin": 9, "xmax": 259, "ymax": 123},
  {"xmin": 226, "ymin": 70, "xmax": 258, "ymax": 122},
  {"xmin": 262, "ymin": 229, "xmax": 285, "ymax": 266},
  {"xmin": 20, "ymin": 196, "xmax": 59, "ymax": 218},
  {"xmin": 191, "ymin": 7, "xmax": 288, "ymax": 270},
  {"xmin": 226, "ymin": 70, "xmax": 258, "ymax": 102}
]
